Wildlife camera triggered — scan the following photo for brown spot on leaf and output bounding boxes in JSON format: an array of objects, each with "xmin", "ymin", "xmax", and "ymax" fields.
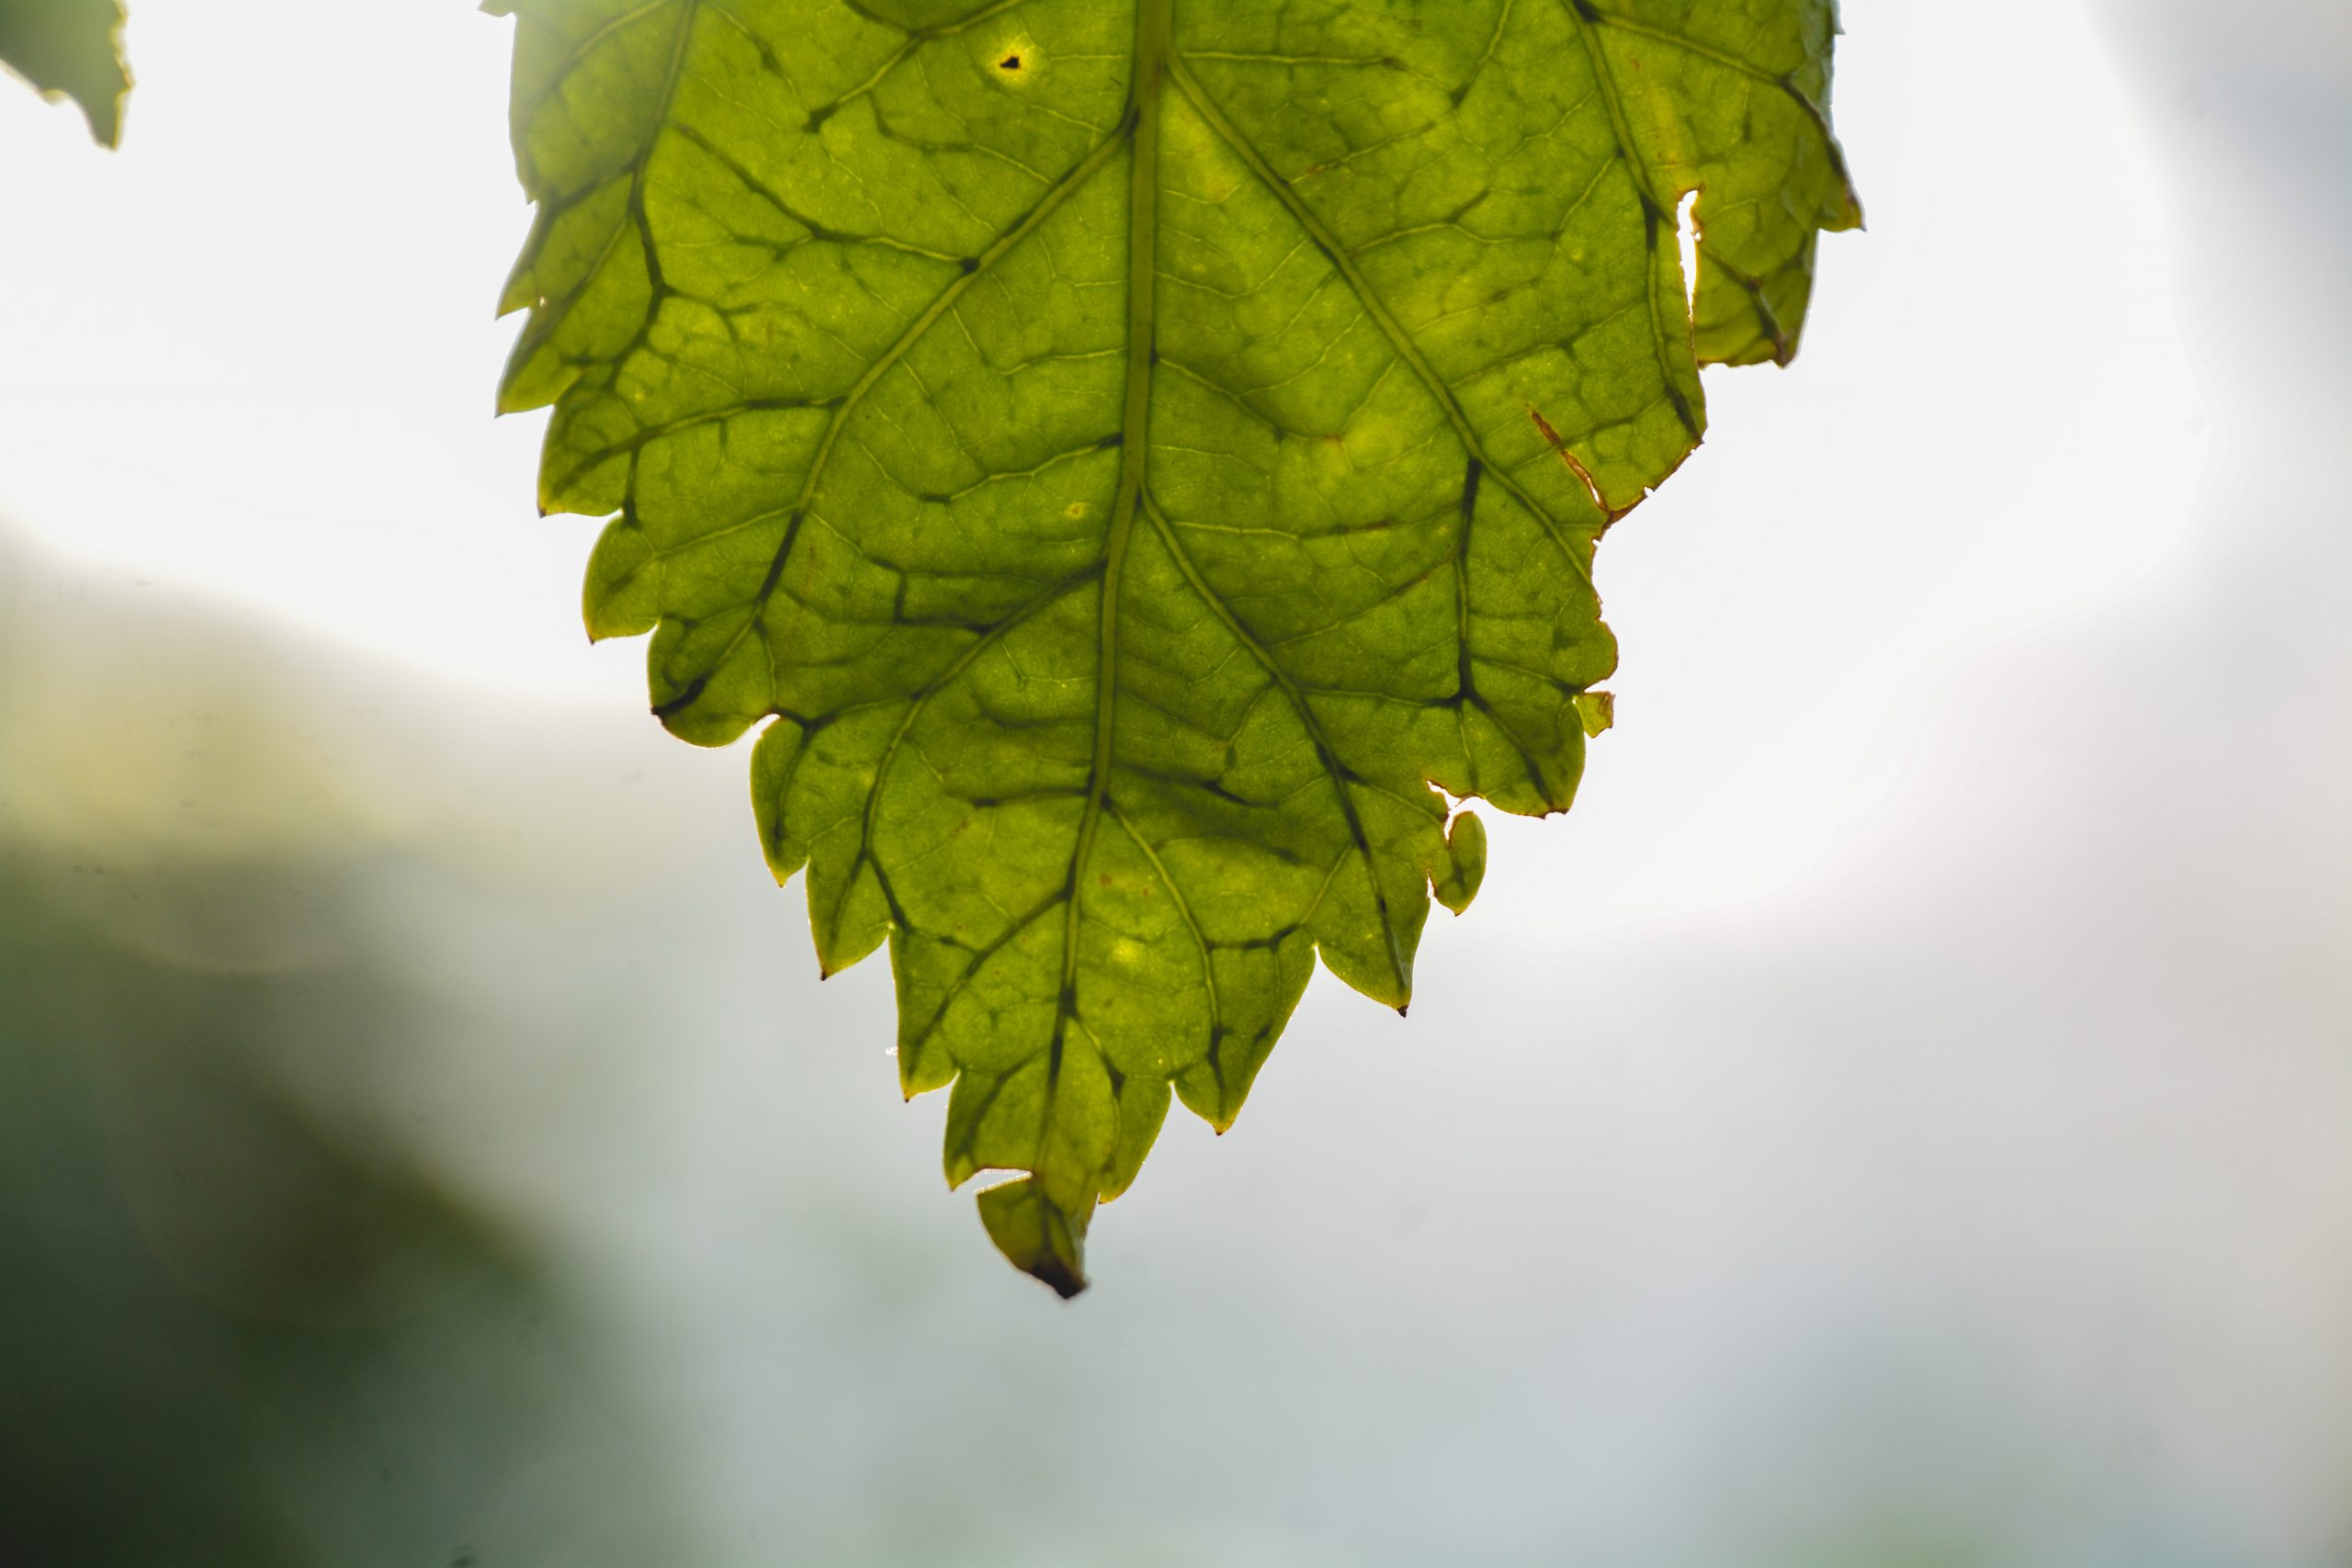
[{"xmin": 1528, "ymin": 404, "xmax": 1637, "ymax": 525}]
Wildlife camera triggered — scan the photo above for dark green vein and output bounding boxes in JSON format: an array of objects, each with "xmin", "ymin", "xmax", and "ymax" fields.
[
  {"xmin": 1582, "ymin": 5, "xmax": 1855, "ymax": 200},
  {"xmin": 1141, "ymin": 493, "xmax": 1411, "ymax": 1000},
  {"xmin": 670, "ymin": 118, "xmax": 1133, "ymax": 712},
  {"xmin": 1106, "ymin": 801, "xmax": 1226, "ymax": 1102},
  {"xmin": 1164, "ymin": 53, "xmax": 1605, "ymax": 578},
  {"xmin": 824, "ymin": 565, "xmax": 1102, "ymax": 966},
  {"xmin": 1559, "ymin": 0, "xmax": 1702, "ymax": 438}
]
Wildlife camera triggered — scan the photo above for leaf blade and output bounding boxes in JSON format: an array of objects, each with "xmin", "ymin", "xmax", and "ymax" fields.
[{"xmin": 500, "ymin": 0, "xmax": 1858, "ymax": 1293}]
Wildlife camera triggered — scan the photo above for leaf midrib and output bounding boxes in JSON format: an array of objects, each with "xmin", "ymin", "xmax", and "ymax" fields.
[{"xmin": 1038, "ymin": 0, "xmax": 1172, "ymax": 1168}]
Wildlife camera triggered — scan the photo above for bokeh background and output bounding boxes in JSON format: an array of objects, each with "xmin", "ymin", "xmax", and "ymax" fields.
[{"xmin": 2, "ymin": 2, "xmax": 2347, "ymax": 1563}]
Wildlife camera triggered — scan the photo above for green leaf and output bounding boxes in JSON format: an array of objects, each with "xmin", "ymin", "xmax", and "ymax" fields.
[
  {"xmin": 0, "ymin": 0, "xmax": 131, "ymax": 148},
  {"xmin": 498, "ymin": 0, "xmax": 1858, "ymax": 1293}
]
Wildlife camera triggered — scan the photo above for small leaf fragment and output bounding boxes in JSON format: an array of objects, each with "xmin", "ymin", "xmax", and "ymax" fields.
[
  {"xmin": 0, "ymin": 0, "xmax": 132, "ymax": 147},
  {"xmin": 1435, "ymin": 811, "xmax": 1487, "ymax": 917},
  {"xmin": 1575, "ymin": 691, "xmax": 1617, "ymax": 739}
]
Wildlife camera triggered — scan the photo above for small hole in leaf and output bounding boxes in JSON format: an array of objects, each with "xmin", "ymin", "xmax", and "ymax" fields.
[
  {"xmin": 1674, "ymin": 188, "xmax": 1701, "ymax": 321},
  {"xmin": 999, "ymin": 53, "xmax": 1022, "ymax": 72}
]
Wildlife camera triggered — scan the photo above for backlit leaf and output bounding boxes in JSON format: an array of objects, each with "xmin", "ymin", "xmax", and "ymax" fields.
[{"xmin": 496, "ymin": 0, "xmax": 1859, "ymax": 1294}]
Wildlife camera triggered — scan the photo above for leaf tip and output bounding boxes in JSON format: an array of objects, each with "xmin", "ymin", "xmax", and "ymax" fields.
[{"xmin": 976, "ymin": 1178, "xmax": 1090, "ymax": 1299}]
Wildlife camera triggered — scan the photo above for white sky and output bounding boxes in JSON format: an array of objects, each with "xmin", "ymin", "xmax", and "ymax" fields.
[{"xmin": 0, "ymin": 0, "xmax": 2201, "ymax": 924}]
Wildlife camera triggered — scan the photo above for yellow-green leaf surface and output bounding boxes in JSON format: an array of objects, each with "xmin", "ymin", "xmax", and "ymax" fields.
[
  {"xmin": 497, "ymin": 0, "xmax": 1858, "ymax": 1294},
  {"xmin": 0, "ymin": 0, "xmax": 131, "ymax": 147}
]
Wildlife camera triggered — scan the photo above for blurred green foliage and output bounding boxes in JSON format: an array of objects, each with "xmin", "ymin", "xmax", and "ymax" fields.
[
  {"xmin": 0, "ymin": 847, "xmax": 683, "ymax": 1566},
  {"xmin": 0, "ymin": 541, "xmax": 687, "ymax": 1565}
]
